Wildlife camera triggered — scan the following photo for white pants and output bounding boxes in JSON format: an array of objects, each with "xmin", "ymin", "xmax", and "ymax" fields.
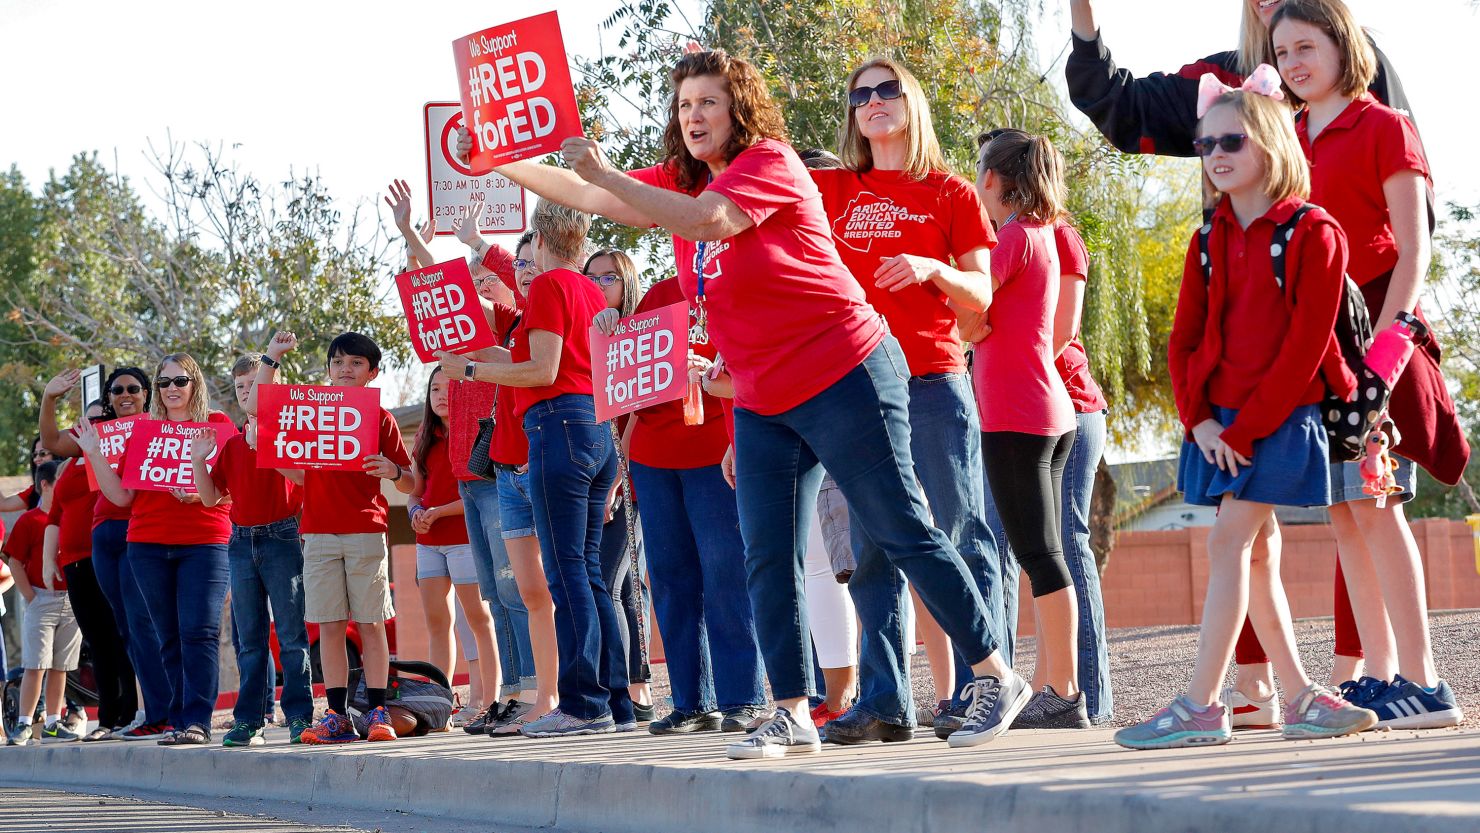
[{"xmin": 804, "ymin": 506, "xmax": 858, "ymax": 669}]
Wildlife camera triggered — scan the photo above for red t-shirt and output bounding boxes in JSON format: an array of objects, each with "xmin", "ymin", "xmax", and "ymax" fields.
[
  {"xmin": 299, "ymin": 406, "xmax": 410, "ymax": 535},
  {"xmin": 630, "ymin": 139, "xmax": 886, "ymax": 416},
  {"xmin": 46, "ymin": 460, "xmax": 94, "ymax": 568},
  {"xmin": 811, "ymin": 168, "xmax": 996, "ymax": 375},
  {"xmin": 449, "ymin": 302, "xmax": 519, "ymax": 479},
  {"xmin": 1168, "ymin": 197, "xmax": 1350, "ymax": 457},
  {"xmin": 1296, "ymin": 94, "xmax": 1430, "ymax": 286},
  {"xmin": 4, "ymin": 508, "xmax": 62, "ymax": 590},
  {"xmin": 125, "ymin": 412, "xmax": 237, "ymax": 546},
  {"xmin": 974, "ymin": 219, "xmax": 1076, "ymax": 436},
  {"xmin": 415, "ymin": 432, "xmax": 469, "ymax": 546},
  {"xmin": 1051, "ymin": 223, "xmax": 1108, "ymax": 414},
  {"xmin": 208, "ymin": 432, "xmax": 302, "ymax": 527},
  {"xmin": 629, "ymin": 277, "xmax": 729, "ymax": 470},
  {"xmin": 510, "ymin": 269, "xmax": 607, "ymax": 419}
]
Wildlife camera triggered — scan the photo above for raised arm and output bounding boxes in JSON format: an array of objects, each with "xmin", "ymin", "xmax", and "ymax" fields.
[
  {"xmin": 562, "ymin": 138, "xmax": 752, "ymax": 242},
  {"xmin": 455, "ymin": 129, "xmax": 654, "ymax": 228},
  {"xmin": 386, "ymin": 180, "xmax": 436, "ymax": 269},
  {"xmin": 39, "ymin": 370, "xmax": 84, "ymax": 457},
  {"xmin": 247, "ymin": 331, "xmax": 295, "ymax": 417}
]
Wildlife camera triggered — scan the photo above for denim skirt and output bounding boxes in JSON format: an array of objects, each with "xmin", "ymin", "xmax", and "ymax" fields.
[{"xmin": 1178, "ymin": 404, "xmax": 1331, "ymax": 508}]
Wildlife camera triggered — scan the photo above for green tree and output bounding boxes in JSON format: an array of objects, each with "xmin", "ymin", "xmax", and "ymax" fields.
[{"xmin": 0, "ymin": 147, "xmax": 407, "ymax": 463}]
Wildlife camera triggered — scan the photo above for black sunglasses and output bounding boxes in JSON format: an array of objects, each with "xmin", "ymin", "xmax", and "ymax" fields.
[
  {"xmin": 586, "ymin": 273, "xmax": 622, "ymax": 287},
  {"xmin": 109, "ymin": 384, "xmax": 143, "ymax": 396},
  {"xmin": 87, "ymin": 415, "xmax": 108, "ymax": 424},
  {"xmin": 1192, "ymin": 133, "xmax": 1249, "ymax": 157},
  {"xmin": 156, "ymin": 376, "xmax": 192, "ymax": 389},
  {"xmin": 848, "ymin": 79, "xmax": 903, "ymax": 108}
]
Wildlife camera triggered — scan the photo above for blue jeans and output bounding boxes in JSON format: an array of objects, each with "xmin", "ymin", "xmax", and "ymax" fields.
[
  {"xmin": 127, "ymin": 542, "xmax": 229, "ymax": 729},
  {"xmin": 734, "ymin": 337, "xmax": 997, "ymax": 703},
  {"xmin": 460, "ymin": 478, "xmax": 534, "ymax": 697},
  {"xmin": 523, "ymin": 394, "xmax": 632, "ymax": 723},
  {"xmin": 92, "ymin": 519, "xmax": 172, "ymax": 724},
  {"xmin": 987, "ymin": 408, "xmax": 1113, "ymax": 724},
  {"xmin": 228, "ymin": 518, "xmax": 312, "ymax": 724},
  {"xmin": 630, "ymin": 461, "xmax": 765, "ymax": 713},
  {"xmin": 847, "ymin": 371, "xmax": 1001, "ymax": 723}
]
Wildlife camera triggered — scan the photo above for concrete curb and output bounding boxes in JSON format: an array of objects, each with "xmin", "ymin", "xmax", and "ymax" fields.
[{"xmin": 1, "ymin": 728, "xmax": 1476, "ymax": 832}]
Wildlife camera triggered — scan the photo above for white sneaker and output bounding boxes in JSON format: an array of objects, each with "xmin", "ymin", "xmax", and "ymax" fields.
[
  {"xmin": 726, "ymin": 707, "xmax": 820, "ymax": 759},
  {"xmin": 1221, "ymin": 686, "xmax": 1279, "ymax": 729}
]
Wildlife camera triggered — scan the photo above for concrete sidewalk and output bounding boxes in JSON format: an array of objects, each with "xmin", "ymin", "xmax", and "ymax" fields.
[{"xmin": 1, "ymin": 723, "xmax": 1476, "ymax": 833}]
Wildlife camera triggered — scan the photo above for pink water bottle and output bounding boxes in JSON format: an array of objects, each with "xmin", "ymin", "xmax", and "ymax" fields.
[{"xmin": 1364, "ymin": 316, "xmax": 1421, "ymax": 389}]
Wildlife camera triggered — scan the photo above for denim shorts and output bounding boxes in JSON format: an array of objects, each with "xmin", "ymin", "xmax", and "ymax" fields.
[
  {"xmin": 1329, "ymin": 452, "xmax": 1417, "ymax": 505},
  {"xmin": 1178, "ymin": 404, "xmax": 1331, "ymax": 508},
  {"xmin": 416, "ymin": 543, "xmax": 479, "ymax": 585},
  {"xmin": 496, "ymin": 467, "xmax": 536, "ymax": 540}
]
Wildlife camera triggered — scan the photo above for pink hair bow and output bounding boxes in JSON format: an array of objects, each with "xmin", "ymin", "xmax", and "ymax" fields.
[{"xmin": 1196, "ymin": 63, "xmax": 1286, "ymax": 117}]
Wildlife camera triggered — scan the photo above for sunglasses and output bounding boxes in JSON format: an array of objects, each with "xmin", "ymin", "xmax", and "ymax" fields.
[
  {"xmin": 848, "ymin": 79, "xmax": 903, "ymax": 108},
  {"xmin": 109, "ymin": 384, "xmax": 143, "ymax": 396},
  {"xmin": 586, "ymin": 273, "xmax": 622, "ymax": 287},
  {"xmin": 156, "ymin": 376, "xmax": 192, "ymax": 389},
  {"xmin": 87, "ymin": 415, "xmax": 108, "ymax": 424},
  {"xmin": 31, "ymin": 449, "xmax": 51, "ymax": 460},
  {"xmin": 1192, "ymin": 133, "xmax": 1249, "ymax": 157},
  {"xmin": 513, "ymin": 258, "xmax": 536, "ymax": 272}
]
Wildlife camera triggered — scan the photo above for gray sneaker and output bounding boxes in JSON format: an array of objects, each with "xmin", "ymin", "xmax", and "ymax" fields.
[
  {"xmin": 720, "ymin": 706, "xmax": 768, "ymax": 733},
  {"xmin": 1283, "ymin": 684, "xmax": 1378, "ymax": 739},
  {"xmin": 725, "ymin": 707, "xmax": 820, "ymax": 760},
  {"xmin": 7, "ymin": 723, "xmax": 34, "ymax": 746},
  {"xmin": 519, "ymin": 708, "xmax": 615, "ymax": 738},
  {"xmin": 946, "ymin": 672, "xmax": 1032, "ymax": 749},
  {"xmin": 1115, "ymin": 695, "xmax": 1231, "ymax": 750},
  {"xmin": 41, "ymin": 722, "xmax": 81, "ymax": 743},
  {"xmin": 1011, "ymin": 686, "xmax": 1091, "ymax": 729}
]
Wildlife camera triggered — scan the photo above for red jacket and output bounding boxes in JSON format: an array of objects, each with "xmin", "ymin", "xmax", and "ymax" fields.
[{"xmin": 1169, "ymin": 197, "xmax": 1353, "ymax": 457}]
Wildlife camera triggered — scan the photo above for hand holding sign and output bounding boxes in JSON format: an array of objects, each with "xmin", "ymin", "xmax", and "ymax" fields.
[
  {"xmin": 119, "ymin": 420, "xmax": 233, "ymax": 493},
  {"xmin": 396, "ymin": 259, "xmax": 497, "ymax": 363}
]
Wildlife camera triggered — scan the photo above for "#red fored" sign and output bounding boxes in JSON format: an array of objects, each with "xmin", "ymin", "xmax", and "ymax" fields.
[
  {"xmin": 589, "ymin": 301, "xmax": 689, "ymax": 422},
  {"xmin": 119, "ymin": 420, "xmax": 234, "ymax": 493},
  {"xmin": 453, "ymin": 11, "xmax": 582, "ymax": 172},
  {"xmin": 84, "ymin": 415, "xmax": 142, "ymax": 491},
  {"xmin": 255, "ymin": 384, "xmax": 380, "ymax": 471},
  {"xmin": 396, "ymin": 258, "xmax": 497, "ymax": 363}
]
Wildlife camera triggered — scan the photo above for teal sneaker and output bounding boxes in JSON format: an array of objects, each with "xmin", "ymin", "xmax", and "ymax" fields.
[
  {"xmin": 1115, "ymin": 695, "xmax": 1231, "ymax": 750},
  {"xmin": 221, "ymin": 721, "xmax": 265, "ymax": 747},
  {"xmin": 288, "ymin": 717, "xmax": 313, "ymax": 745}
]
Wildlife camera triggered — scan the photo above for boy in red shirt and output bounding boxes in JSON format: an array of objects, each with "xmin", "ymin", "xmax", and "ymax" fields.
[
  {"xmin": 3, "ymin": 461, "xmax": 81, "ymax": 745},
  {"xmin": 251, "ymin": 331, "xmax": 414, "ymax": 744},
  {"xmin": 191, "ymin": 353, "xmax": 312, "ymax": 747}
]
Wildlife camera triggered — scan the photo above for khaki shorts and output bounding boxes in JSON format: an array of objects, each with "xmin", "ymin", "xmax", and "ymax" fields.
[
  {"xmin": 302, "ymin": 533, "xmax": 395, "ymax": 624},
  {"xmin": 22, "ymin": 590, "xmax": 82, "ymax": 671}
]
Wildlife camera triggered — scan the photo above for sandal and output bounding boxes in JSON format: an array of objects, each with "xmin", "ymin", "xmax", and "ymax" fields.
[
  {"xmin": 171, "ymin": 724, "xmax": 210, "ymax": 745},
  {"xmin": 82, "ymin": 727, "xmax": 114, "ymax": 743}
]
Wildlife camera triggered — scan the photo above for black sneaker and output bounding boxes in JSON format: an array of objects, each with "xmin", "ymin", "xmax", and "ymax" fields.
[
  {"xmin": 720, "ymin": 706, "xmax": 768, "ymax": 733},
  {"xmin": 946, "ymin": 671, "xmax": 1032, "ymax": 748},
  {"xmin": 464, "ymin": 701, "xmax": 508, "ymax": 735},
  {"xmin": 632, "ymin": 702, "xmax": 657, "ymax": 723},
  {"xmin": 1011, "ymin": 686, "xmax": 1091, "ymax": 729},
  {"xmin": 487, "ymin": 700, "xmax": 535, "ymax": 736},
  {"xmin": 933, "ymin": 700, "xmax": 969, "ymax": 740},
  {"xmin": 648, "ymin": 709, "xmax": 722, "ymax": 735},
  {"xmin": 821, "ymin": 708, "xmax": 913, "ymax": 745}
]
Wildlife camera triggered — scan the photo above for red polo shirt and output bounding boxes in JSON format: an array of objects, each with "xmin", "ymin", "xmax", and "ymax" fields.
[
  {"xmin": 3, "ymin": 508, "xmax": 58, "ymax": 590},
  {"xmin": 46, "ymin": 459, "xmax": 95, "ymax": 568},
  {"xmin": 1296, "ymin": 94, "xmax": 1430, "ymax": 286},
  {"xmin": 208, "ymin": 432, "xmax": 302, "ymax": 527},
  {"xmin": 299, "ymin": 407, "xmax": 411, "ymax": 535}
]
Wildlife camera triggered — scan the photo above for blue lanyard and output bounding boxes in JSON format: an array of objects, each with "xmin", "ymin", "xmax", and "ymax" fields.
[{"xmin": 694, "ymin": 241, "xmax": 707, "ymax": 301}]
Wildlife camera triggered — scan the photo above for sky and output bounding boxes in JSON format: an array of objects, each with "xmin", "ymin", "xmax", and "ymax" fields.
[{"xmin": 1, "ymin": 0, "xmax": 1474, "ymax": 407}]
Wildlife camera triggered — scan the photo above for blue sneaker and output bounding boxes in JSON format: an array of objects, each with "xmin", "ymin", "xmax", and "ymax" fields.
[
  {"xmin": 1337, "ymin": 677, "xmax": 1389, "ymax": 709},
  {"xmin": 1366, "ymin": 676, "xmax": 1463, "ymax": 730}
]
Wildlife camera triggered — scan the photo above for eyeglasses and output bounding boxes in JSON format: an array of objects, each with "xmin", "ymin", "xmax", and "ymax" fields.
[
  {"xmin": 848, "ymin": 79, "xmax": 903, "ymax": 108},
  {"xmin": 31, "ymin": 449, "xmax": 51, "ymax": 460},
  {"xmin": 472, "ymin": 274, "xmax": 499, "ymax": 286},
  {"xmin": 513, "ymin": 259, "xmax": 536, "ymax": 272},
  {"xmin": 156, "ymin": 376, "xmax": 192, "ymax": 389},
  {"xmin": 586, "ymin": 273, "xmax": 623, "ymax": 287},
  {"xmin": 1192, "ymin": 133, "xmax": 1249, "ymax": 157},
  {"xmin": 109, "ymin": 384, "xmax": 143, "ymax": 396}
]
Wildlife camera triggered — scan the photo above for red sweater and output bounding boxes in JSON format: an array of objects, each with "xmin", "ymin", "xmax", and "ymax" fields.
[{"xmin": 1169, "ymin": 197, "xmax": 1351, "ymax": 457}]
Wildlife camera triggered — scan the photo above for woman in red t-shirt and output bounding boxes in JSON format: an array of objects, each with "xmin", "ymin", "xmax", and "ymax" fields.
[
  {"xmin": 1273, "ymin": 0, "xmax": 1464, "ymax": 728},
  {"xmin": 459, "ymin": 49, "xmax": 1019, "ymax": 756},
  {"xmin": 80, "ymin": 353, "xmax": 237, "ymax": 746},
  {"xmin": 46, "ymin": 401, "xmax": 138, "ymax": 739},
  {"xmin": 409, "ymin": 366, "xmax": 501, "ymax": 718},
  {"xmin": 972, "ymin": 130, "xmax": 1085, "ymax": 728},
  {"xmin": 807, "ymin": 57, "xmax": 1003, "ymax": 743}
]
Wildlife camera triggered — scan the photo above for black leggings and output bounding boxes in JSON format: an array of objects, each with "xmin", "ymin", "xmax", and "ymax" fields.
[
  {"xmin": 63, "ymin": 559, "xmax": 138, "ymax": 728},
  {"xmin": 981, "ymin": 430, "xmax": 1076, "ymax": 597}
]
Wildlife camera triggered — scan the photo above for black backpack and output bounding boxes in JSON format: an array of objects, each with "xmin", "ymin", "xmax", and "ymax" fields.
[
  {"xmin": 347, "ymin": 659, "xmax": 455, "ymax": 736},
  {"xmin": 1196, "ymin": 203, "xmax": 1381, "ymax": 463}
]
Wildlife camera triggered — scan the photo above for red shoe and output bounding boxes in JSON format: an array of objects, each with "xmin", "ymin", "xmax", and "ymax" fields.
[
  {"xmin": 810, "ymin": 702, "xmax": 846, "ymax": 728},
  {"xmin": 365, "ymin": 706, "xmax": 398, "ymax": 742},
  {"xmin": 299, "ymin": 710, "xmax": 359, "ymax": 744}
]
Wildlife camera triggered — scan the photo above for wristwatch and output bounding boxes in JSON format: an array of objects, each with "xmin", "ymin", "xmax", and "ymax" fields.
[
  {"xmin": 463, "ymin": 362, "xmax": 476, "ymax": 380},
  {"xmin": 260, "ymin": 354, "xmax": 281, "ymax": 369}
]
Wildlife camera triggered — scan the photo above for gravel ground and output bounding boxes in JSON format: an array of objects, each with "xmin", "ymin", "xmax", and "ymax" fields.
[{"xmin": 225, "ymin": 610, "xmax": 1478, "ymax": 732}]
